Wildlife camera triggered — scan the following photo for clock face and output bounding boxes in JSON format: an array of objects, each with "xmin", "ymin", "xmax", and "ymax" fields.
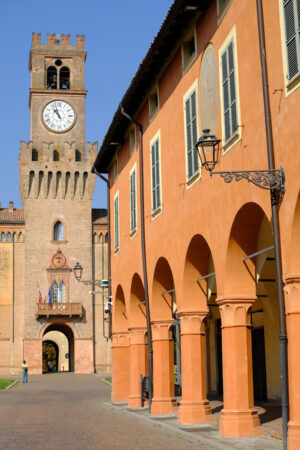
[{"xmin": 42, "ymin": 100, "xmax": 76, "ymax": 133}]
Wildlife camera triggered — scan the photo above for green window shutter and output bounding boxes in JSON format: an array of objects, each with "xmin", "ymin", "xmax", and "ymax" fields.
[
  {"xmin": 114, "ymin": 196, "xmax": 119, "ymax": 249},
  {"xmin": 185, "ymin": 90, "xmax": 198, "ymax": 179},
  {"xmin": 130, "ymin": 170, "xmax": 136, "ymax": 231},
  {"xmin": 222, "ymin": 40, "xmax": 238, "ymax": 141},
  {"xmin": 283, "ymin": 0, "xmax": 300, "ymax": 80},
  {"xmin": 151, "ymin": 139, "xmax": 161, "ymax": 212}
]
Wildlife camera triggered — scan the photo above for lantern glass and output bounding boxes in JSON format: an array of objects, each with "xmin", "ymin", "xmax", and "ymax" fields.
[
  {"xmin": 73, "ymin": 262, "xmax": 83, "ymax": 281},
  {"xmin": 195, "ymin": 129, "xmax": 221, "ymax": 172}
]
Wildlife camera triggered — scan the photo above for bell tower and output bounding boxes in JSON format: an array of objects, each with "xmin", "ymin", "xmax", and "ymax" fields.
[{"xmin": 19, "ymin": 33, "xmax": 98, "ymax": 373}]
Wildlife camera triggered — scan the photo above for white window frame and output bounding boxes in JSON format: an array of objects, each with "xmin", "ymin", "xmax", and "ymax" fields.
[
  {"xmin": 182, "ymin": 28, "xmax": 197, "ymax": 73},
  {"xmin": 219, "ymin": 26, "xmax": 242, "ymax": 154},
  {"xmin": 129, "ymin": 164, "xmax": 137, "ymax": 236},
  {"xmin": 279, "ymin": 0, "xmax": 300, "ymax": 96},
  {"xmin": 150, "ymin": 129, "xmax": 162, "ymax": 219},
  {"xmin": 183, "ymin": 79, "xmax": 200, "ymax": 187},
  {"xmin": 114, "ymin": 191, "xmax": 120, "ymax": 253}
]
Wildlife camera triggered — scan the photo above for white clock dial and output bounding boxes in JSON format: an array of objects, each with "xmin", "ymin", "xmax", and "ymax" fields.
[{"xmin": 42, "ymin": 100, "xmax": 76, "ymax": 133}]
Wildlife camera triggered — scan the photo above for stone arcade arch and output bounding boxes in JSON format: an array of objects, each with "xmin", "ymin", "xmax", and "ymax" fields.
[
  {"xmin": 128, "ymin": 273, "xmax": 147, "ymax": 408},
  {"xmin": 178, "ymin": 234, "xmax": 217, "ymax": 425},
  {"xmin": 111, "ymin": 285, "xmax": 129, "ymax": 402},
  {"xmin": 151, "ymin": 257, "xmax": 177, "ymax": 415}
]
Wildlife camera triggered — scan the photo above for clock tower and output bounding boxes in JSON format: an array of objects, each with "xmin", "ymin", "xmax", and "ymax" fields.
[{"xmin": 18, "ymin": 33, "xmax": 101, "ymax": 373}]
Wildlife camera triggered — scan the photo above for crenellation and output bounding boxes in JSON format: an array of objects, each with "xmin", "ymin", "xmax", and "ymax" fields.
[
  {"xmin": 31, "ymin": 33, "xmax": 41, "ymax": 47},
  {"xmin": 76, "ymin": 35, "xmax": 85, "ymax": 50},
  {"xmin": 61, "ymin": 34, "xmax": 71, "ymax": 47},
  {"xmin": 30, "ymin": 32, "xmax": 85, "ymax": 51}
]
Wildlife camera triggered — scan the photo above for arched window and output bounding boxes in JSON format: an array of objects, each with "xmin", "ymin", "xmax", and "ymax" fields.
[
  {"xmin": 75, "ymin": 150, "xmax": 81, "ymax": 162},
  {"xmin": 53, "ymin": 150, "xmax": 59, "ymax": 161},
  {"xmin": 19, "ymin": 232, "xmax": 23, "ymax": 242},
  {"xmin": 7, "ymin": 232, "xmax": 11, "ymax": 242},
  {"xmin": 1, "ymin": 232, "xmax": 5, "ymax": 242},
  {"xmin": 60, "ymin": 67, "xmax": 70, "ymax": 89},
  {"xmin": 54, "ymin": 221, "xmax": 64, "ymax": 241},
  {"xmin": 32, "ymin": 149, "xmax": 38, "ymax": 161},
  {"xmin": 13, "ymin": 232, "xmax": 16, "ymax": 242},
  {"xmin": 52, "ymin": 282, "xmax": 58, "ymax": 303},
  {"xmin": 59, "ymin": 282, "xmax": 66, "ymax": 302},
  {"xmin": 105, "ymin": 232, "xmax": 108, "ymax": 243},
  {"xmin": 47, "ymin": 66, "xmax": 57, "ymax": 89},
  {"xmin": 99, "ymin": 233, "xmax": 103, "ymax": 244}
]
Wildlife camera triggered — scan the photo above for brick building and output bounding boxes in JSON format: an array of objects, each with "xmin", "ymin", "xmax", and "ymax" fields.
[
  {"xmin": 93, "ymin": 0, "xmax": 300, "ymax": 448},
  {"xmin": 0, "ymin": 34, "xmax": 111, "ymax": 375}
]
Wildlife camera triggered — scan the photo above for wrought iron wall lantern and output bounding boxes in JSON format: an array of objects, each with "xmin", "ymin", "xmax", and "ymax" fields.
[
  {"xmin": 72, "ymin": 261, "xmax": 108, "ymax": 289},
  {"xmin": 195, "ymin": 129, "xmax": 285, "ymax": 196}
]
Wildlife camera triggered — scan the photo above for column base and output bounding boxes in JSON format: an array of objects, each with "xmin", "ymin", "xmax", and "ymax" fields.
[
  {"xmin": 151, "ymin": 397, "xmax": 177, "ymax": 415},
  {"xmin": 219, "ymin": 409, "xmax": 263, "ymax": 437},
  {"xmin": 128, "ymin": 395, "xmax": 142, "ymax": 408},
  {"xmin": 288, "ymin": 421, "xmax": 300, "ymax": 449},
  {"xmin": 178, "ymin": 400, "xmax": 213, "ymax": 424}
]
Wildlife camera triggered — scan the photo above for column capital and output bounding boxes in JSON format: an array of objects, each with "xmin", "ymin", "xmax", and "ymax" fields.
[
  {"xmin": 285, "ymin": 273, "xmax": 300, "ymax": 284},
  {"xmin": 177, "ymin": 310, "xmax": 208, "ymax": 335},
  {"xmin": 151, "ymin": 319, "xmax": 173, "ymax": 341},
  {"xmin": 128, "ymin": 327, "xmax": 147, "ymax": 345},
  {"xmin": 216, "ymin": 295, "xmax": 256, "ymax": 328},
  {"xmin": 112, "ymin": 331, "xmax": 130, "ymax": 348}
]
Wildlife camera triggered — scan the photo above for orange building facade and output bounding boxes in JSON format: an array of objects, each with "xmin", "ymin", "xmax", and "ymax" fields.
[{"xmin": 93, "ymin": 0, "xmax": 300, "ymax": 447}]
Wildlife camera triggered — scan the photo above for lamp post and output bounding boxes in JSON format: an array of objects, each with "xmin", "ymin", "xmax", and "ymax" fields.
[
  {"xmin": 195, "ymin": 128, "xmax": 288, "ymax": 446},
  {"xmin": 72, "ymin": 261, "xmax": 109, "ymax": 289}
]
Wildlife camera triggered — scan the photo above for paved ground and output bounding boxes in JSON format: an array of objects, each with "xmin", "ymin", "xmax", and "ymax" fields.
[{"xmin": 0, "ymin": 373, "xmax": 282, "ymax": 450}]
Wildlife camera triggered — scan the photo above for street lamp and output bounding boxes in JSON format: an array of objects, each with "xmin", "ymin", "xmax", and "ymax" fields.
[
  {"xmin": 72, "ymin": 261, "xmax": 108, "ymax": 289},
  {"xmin": 195, "ymin": 129, "xmax": 285, "ymax": 196}
]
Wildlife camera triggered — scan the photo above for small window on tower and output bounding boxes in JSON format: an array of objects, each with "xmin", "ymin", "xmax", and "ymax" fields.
[
  {"xmin": 47, "ymin": 66, "xmax": 57, "ymax": 89},
  {"xmin": 53, "ymin": 150, "xmax": 59, "ymax": 161},
  {"xmin": 60, "ymin": 67, "xmax": 70, "ymax": 90},
  {"xmin": 75, "ymin": 150, "xmax": 81, "ymax": 162},
  {"xmin": 32, "ymin": 149, "xmax": 38, "ymax": 161},
  {"xmin": 54, "ymin": 221, "xmax": 64, "ymax": 241}
]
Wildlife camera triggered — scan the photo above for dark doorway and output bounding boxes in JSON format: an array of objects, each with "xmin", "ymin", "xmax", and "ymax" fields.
[
  {"xmin": 42, "ymin": 324, "xmax": 74, "ymax": 372},
  {"xmin": 252, "ymin": 327, "xmax": 267, "ymax": 401},
  {"xmin": 43, "ymin": 340, "xmax": 59, "ymax": 373},
  {"xmin": 216, "ymin": 319, "xmax": 223, "ymax": 395}
]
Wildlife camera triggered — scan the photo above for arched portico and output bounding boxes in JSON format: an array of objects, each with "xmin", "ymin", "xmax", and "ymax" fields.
[
  {"xmin": 42, "ymin": 322, "xmax": 75, "ymax": 372},
  {"xmin": 111, "ymin": 285, "xmax": 130, "ymax": 403},
  {"xmin": 151, "ymin": 257, "xmax": 177, "ymax": 415},
  {"xmin": 178, "ymin": 234, "xmax": 215, "ymax": 424},
  {"xmin": 128, "ymin": 273, "xmax": 148, "ymax": 408},
  {"xmin": 218, "ymin": 202, "xmax": 269, "ymax": 437}
]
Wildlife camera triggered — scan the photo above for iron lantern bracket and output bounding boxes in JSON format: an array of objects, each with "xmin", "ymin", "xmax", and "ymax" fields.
[
  {"xmin": 77, "ymin": 279, "xmax": 107, "ymax": 289},
  {"xmin": 210, "ymin": 168, "xmax": 285, "ymax": 194}
]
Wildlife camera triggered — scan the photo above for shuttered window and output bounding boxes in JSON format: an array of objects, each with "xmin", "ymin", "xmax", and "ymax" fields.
[
  {"xmin": 185, "ymin": 90, "xmax": 199, "ymax": 179},
  {"xmin": 151, "ymin": 138, "xmax": 161, "ymax": 212},
  {"xmin": 114, "ymin": 194, "xmax": 119, "ymax": 250},
  {"xmin": 221, "ymin": 40, "xmax": 238, "ymax": 142},
  {"xmin": 130, "ymin": 169, "xmax": 137, "ymax": 232},
  {"xmin": 283, "ymin": 0, "xmax": 300, "ymax": 80}
]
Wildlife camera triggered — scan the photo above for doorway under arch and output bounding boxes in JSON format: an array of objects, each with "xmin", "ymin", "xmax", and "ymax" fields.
[{"xmin": 42, "ymin": 323, "xmax": 75, "ymax": 372}]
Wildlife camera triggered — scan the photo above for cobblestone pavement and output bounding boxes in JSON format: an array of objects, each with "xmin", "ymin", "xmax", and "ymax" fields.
[{"xmin": 0, "ymin": 373, "xmax": 282, "ymax": 450}]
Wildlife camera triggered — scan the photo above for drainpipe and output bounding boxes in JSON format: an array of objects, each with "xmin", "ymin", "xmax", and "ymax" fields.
[
  {"xmin": 256, "ymin": 1, "xmax": 288, "ymax": 448},
  {"xmin": 120, "ymin": 106, "xmax": 153, "ymax": 412},
  {"xmin": 11, "ymin": 235, "xmax": 15, "ymax": 375},
  {"xmin": 92, "ymin": 169, "xmax": 112, "ymax": 339},
  {"xmin": 92, "ymin": 231, "xmax": 96, "ymax": 373}
]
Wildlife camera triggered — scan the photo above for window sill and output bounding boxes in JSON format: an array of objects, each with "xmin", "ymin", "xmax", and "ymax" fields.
[
  {"xmin": 130, "ymin": 229, "xmax": 137, "ymax": 239},
  {"xmin": 52, "ymin": 240, "xmax": 68, "ymax": 244},
  {"xmin": 286, "ymin": 72, "xmax": 300, "ymax": 96},
  {"xmin": 151, "ymin": 206, "xmax": 162, "ymax": 221},
  {"xmin": 186, "ymin": 170, "xmax": 201, "ymax": 189},
  {"xmin": 222, "ymin": 130, "xmax": 241, "ymax": 155}
]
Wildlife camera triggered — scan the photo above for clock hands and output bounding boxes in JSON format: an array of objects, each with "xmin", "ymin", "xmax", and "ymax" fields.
[{"xmin": 53, "ymin": 102, "xmax": 62, "ymax": 120}]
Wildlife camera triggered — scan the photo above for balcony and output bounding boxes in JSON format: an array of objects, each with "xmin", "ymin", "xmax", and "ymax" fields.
[{"xmin": 36, "ymin": 302, "xmax": 83, "ymax": 319}]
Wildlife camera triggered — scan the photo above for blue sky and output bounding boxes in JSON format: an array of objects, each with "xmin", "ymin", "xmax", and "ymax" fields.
[{"xmin": 0, "ymin": 0, "xmax": 173, "ymax": 209}]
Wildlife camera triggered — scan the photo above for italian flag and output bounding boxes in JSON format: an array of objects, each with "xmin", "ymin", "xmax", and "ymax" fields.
[{"xmin": 38, "ymin": 287, "xmax": 42, "ymax": 303}]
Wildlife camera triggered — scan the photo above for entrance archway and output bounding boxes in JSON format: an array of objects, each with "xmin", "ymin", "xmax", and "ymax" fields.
[
  {"xmin": 42, "ymin": 323, "xmax": 74, "ymax": 372},
  {"xmin": 42, "ymin": 340, "xmax": 59, "ymax": 373}
]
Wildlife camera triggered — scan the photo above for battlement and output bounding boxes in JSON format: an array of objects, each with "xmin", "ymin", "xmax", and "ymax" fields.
[{"xmin": 31, "ymin": 33, "xmax": 85, "ymax": 50}]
